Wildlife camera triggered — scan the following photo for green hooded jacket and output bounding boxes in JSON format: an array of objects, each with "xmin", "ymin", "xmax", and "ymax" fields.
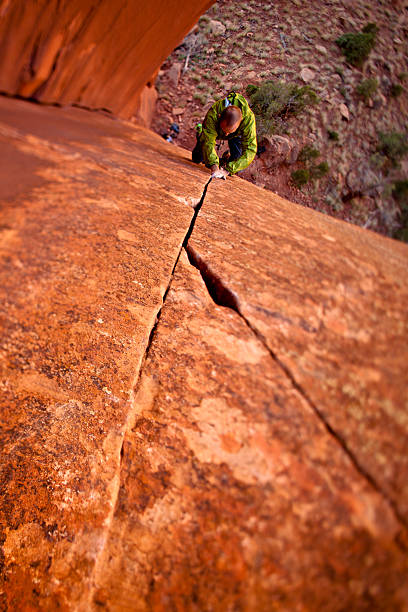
[{"xmin": 200, "ymin": 92, "xmax": 257, "ymax": 174}]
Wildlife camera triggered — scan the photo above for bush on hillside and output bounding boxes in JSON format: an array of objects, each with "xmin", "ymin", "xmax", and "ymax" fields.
[
  {"xmin": 291, "ymin": 168, "xmax": 310, "ymax": 187},
  {"xmin": 377, "ymin": 132, "xmax": 408, "ymax": 167},
  {"xmin": 246, "ymin": 80, "xmax": 318, "ymax": 137},
  {"xmin": 392, "ymin": 180, "xmax": 408, "ymax": 205},
  {"xmin": 356, "ymin": 78, "xmax": 378, "ymax": 101},
  {"xmin": 392, "ymin": 182, "xmax": 408, "ymax": 242},
  {"xmin": 336, "ymin": 23, "xmax": 378, "ymax": 68},
  {"xmin": 310, "ymin": 161, "xmax": 329, "ymax": 179},
  {"xmin": 298, "ymin": 145, "xmax": 320, "ymax": 162},
  {"xmin": 390, "ymin": 83, "xmax": 404, "ymax": 98},
  {"xmin": 328, "ymin": 130, "xmax": 339, "ymax": 141}
]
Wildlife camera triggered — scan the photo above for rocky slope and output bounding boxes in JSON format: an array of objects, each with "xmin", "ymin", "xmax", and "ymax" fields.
[{"xmin": 152, "ymin": 0, "xmax": 408, "ymax": 240}]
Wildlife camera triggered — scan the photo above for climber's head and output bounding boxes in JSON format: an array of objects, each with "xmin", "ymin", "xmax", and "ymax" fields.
[{"xmin": 219, "ymin": 106, "xmax": 242, "ymax": 135}]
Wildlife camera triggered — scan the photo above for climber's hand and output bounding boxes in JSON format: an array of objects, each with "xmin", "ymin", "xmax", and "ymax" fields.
[{"xmin": 211, "ymin": 167, "xmax": 228, "ymax": 180}]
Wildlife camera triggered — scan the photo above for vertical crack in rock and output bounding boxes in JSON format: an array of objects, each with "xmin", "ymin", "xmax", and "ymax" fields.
[
  {"xmin": 184, "ymin": 242, "xmax": 408, "ymax": 537},
  {"xmin": 138, "ymin": 177, "xmax": 212, "ymax": 379},
  {"xmin": 88, "ymin": 178, "xmax": 212, "ymax": 606}
]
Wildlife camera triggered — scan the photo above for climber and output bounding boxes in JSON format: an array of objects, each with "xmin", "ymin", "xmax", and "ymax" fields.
[{"xmin": 192, "ymin": 91, "xmax": 257, "ymax": 180}]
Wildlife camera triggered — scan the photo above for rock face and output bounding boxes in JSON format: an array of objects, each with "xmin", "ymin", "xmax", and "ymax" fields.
[
  {"xmin": 188, "ymin": 178, "xmax": 408, "ymax": 525},
  {"xmin": 92, "ymin": 252, "xmax": 407, "ymax": 611},
  {"xmin": 1, "ymin": 97, "xmax": 408, "ymax": 609},
  {"xmin": 0, "ymin": 96, "xmax": 206, "ymax": 610},
  {"xmin": 0, "ymin": 0, "xmax": 213, "ymax": 118}
]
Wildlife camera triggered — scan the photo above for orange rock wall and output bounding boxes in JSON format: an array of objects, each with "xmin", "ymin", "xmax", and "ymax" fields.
[
  {"xmin": 1, "ymin": 97, "xmax": 408, "ymax": 610},
  {"xmin": 0, "ymin": 0, "xmax": 213, "ymax": 118}
]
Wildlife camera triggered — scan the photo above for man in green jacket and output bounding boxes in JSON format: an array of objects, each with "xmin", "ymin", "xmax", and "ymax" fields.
[{"xmin": 192, "ymin": 92, "xmax": 257, "ymax": 180}]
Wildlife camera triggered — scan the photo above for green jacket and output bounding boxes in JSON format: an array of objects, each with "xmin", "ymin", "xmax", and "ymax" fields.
[{"xmin": 200, "ymin": 92, "xmax": 257, "ymax": 174}]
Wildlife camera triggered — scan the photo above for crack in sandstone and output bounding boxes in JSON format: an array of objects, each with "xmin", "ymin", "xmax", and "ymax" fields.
[
  {"xmin": 88, "ymin": 170, "xmax": 407, "ymax": 603},
  {"xmin": 138, "ymin": 177, "xmax": 212, "ymax": 379},
  {"xmin": 87, "ymin": 177, "xmax": 212, "ymax": 608},
  {"xmin": 184, "ymin": 242, "xmax": 408, "ymax": 537}
]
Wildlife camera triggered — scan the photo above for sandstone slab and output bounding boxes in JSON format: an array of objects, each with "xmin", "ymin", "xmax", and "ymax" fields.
[
  {"xmin": 1, "ymin": 94, "xmax": 408, "ymax": 609},
  {"xmin": 91, "ymin": 252, "xmax": 408, "ymax": 610},
  {"xmin": 0, "ymin": 97, "xmax": 208, "ymax": 609},
  {"xmin": 187, "ymin": 176, "xmax": 408, "ymax": 526}
]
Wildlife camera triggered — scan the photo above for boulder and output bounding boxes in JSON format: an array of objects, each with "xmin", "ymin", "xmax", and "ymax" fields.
[
  {"xmin": 339, "ymin": 102, "xmax": 350, "ymax": 120},
  {"xmin": 167, "ymin": 62, "xmax": 182, "ymax": 87},
  {"xmin": 300, "ymin": 67, "xmax": 315, "ymax": 82},
  {"xmin": 258, "ymin": 135, "xmax": 300, "ymax": 167},
  {"xmin": 208, "ymin": 19, "xmax": 226, "ymax": 35},
  {"xmin": 315, "ymin": 44, "xmax": 328, "ymax": 55},
  {"xmin": 1, "ymin": 94, "xmax": 408, "ymax": 610}
]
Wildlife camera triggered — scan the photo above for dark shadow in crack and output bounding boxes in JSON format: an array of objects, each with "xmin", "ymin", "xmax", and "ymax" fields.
[{"xmin": 185, "ymin": 243, "xmax": 240, "ymax": 312}]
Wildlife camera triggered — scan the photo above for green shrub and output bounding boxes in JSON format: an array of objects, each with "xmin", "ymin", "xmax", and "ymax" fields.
[
  {"xmin": 394, "ymin": 225, "xmax": 408, "ymax": 242},
  {"xmin": 310, "ymin": 161, "xmax": 329, "ymax": 179},
  {"xmin": 377, "ymin": 132, "xmax": 408, "ymax": 166},
  {"xmin": 335, "ymin": 23, "xmax": 378, "ymax": 67},
  {"xmin": 298, "ymin": 145, "xmax": 320, "ymax": 162},
  {"xmin": 392, "ymin": 180, "xmax": 408, "ymax": 205},
  {"xmin": 291, "ymin": 168, "xmax": 310, "ymax": 187},
  {"xmin": 356, "ymin": 78, "xmax": 378, "ymax": 101},
  {"xmin": 390, "ymin": 83, "xmax": 404, "ymax": 98},
  {"xmin": 246, "ymin": 84, "xmax": 258, "ymax": 97},
  {"xmin": 397, "ymin": 72, "xmax": 408, "ymax": 82},
  {"xmin": 246, "ymin": 80, "xmax": 319, "ymax": 137},
  {"xmin": 393, "ymin": 183, "xmax": 408, "ymax": 241},
  {"xmin": 328, "ymin": 130, "xmax": 339, "ymax": 141}
]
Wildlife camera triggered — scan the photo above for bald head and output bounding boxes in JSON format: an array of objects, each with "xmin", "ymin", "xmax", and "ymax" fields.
[{"xmin": 220, "ymin": 105, "xmax": 242, "ymax": 135}]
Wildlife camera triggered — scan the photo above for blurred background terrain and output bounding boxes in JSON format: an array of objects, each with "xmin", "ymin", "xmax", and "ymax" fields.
[{"xmin": 152, "ymin": 0, "xmax": 408, "ymax": 241}]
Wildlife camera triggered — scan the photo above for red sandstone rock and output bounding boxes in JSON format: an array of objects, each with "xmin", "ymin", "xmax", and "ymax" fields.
[
  {"xmin": 0, "ymin": 97, "xmax": 207, "ymax": 609},
  {"xmin": 134, "ymin": 84, "xmax": 159, "ymax": 128},
  {"xmin": 0, "ymin": 0, "xmax": 213, "ymax": 119},
  {"xmin": 188, "ymin": 177, "xmax": 408, "ymax": 527},
  {"xmin": 1, "ymin": 96, "xmax": 408, "ymax": 609},
  {"xmin": 92, "ymin": 252, "xmax": 408, "ymax": 610}
]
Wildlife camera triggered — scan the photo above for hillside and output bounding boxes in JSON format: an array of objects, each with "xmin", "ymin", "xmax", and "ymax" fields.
[{"xmin": 152, "ymin": 0, "xmax": 408, "ymax": 241}]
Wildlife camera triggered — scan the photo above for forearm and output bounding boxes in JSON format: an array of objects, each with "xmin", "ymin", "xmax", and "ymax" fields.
[{"xmin": 202, "ymin": 140, "xmax": 219, "ymax": 168}]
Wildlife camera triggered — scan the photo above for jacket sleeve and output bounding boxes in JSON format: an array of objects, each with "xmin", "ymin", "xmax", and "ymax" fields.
[
  {"xmin": 226, "ymin": 111, "xmax": 257, "ymax": 174},
  {"xmin": 201, "ymin": 105, "xmax": 220, "ymax": 168}
]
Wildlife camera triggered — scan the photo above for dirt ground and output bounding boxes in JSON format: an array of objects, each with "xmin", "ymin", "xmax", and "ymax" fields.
[{"xmin": 151, "ymin": 0, "xmax": 408, "ymax": 239}]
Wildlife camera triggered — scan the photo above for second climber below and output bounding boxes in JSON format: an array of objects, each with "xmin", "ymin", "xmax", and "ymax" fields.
[{"xmin": 192, "ymin": 91, "xmax": 257, "ymax": 180}]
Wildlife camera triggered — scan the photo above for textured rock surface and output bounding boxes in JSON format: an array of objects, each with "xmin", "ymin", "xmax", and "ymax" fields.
[
  {"xmin": 92, "ymin": 251, "xmax": 408, "ymax": 611},
  {"xmin": 187, "ymin": 177, "xmax": 408, "ymax": 527},
  {"xmin": 0, "ymin": 0, "xmax": 213, "ymax": 118},
  {"xmin": 0, "ymin": 97, "xmax": 207, "ymax": 610},
  {"xmin": 1, "ymin": 95, "xmax": 408, "ymax": 610}
]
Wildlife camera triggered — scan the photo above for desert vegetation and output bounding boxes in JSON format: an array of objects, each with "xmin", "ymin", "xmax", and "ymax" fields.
[{"xmin": 152, "ymin": 0, "xmax": 408, "ymax": 242}]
